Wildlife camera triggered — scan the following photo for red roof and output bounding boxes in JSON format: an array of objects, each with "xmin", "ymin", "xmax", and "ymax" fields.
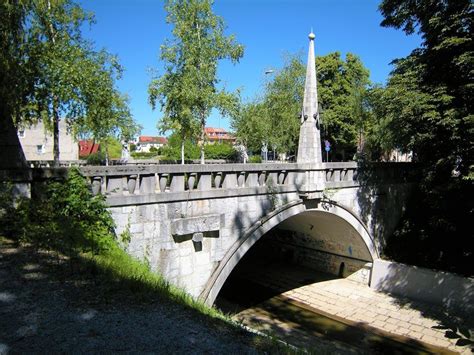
[
  {"xmin": 79, "ymin": 140, "xmax": 100, "ymax": 158},
  {"xmin": 204, "ymin": 127, "xmax": 235, "ymax": 142},
  {"xmin": 138, "ymin": 136, "xmax": 168, "ymax": 144},
  {"xmin": 204, "ymin": 127, "xmax": 226, "ymax": 134}
]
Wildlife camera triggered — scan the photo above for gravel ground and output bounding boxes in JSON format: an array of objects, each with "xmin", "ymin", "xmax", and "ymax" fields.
[{"xmin": 0, "ymin": 239, "xmax": 272, "ymax": 354}]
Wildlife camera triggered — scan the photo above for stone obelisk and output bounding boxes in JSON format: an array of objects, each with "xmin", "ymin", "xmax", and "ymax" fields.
[{"xmin": 297, "ymin": 31, "xmax": 322, "ymax": 164}]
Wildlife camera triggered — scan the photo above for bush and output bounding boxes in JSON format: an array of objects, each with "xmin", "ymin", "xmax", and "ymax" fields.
[
  {"xmin": 160, "ymin": 139, "xmax": 200, "ymax": 160},
  {"xmin": 249, "ymin": 155, "xmax": 262, "ymax": 163},
  {"xmin": 131, "ymin": 151, "xmax": 159, "ymax": 159},
  {"xmin": 0, "ymin": 168, "xmax": 115, "ymax": 254},
  {"xmin": 204, "ymin": 143, "xmax": 237, "ymax": 160},
  {"xmin": 87, "ymin": 151, "xmax": 106, "ymax": 165}
]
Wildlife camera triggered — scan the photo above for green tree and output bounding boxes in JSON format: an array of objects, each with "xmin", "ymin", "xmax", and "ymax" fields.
[
  {"xmin": 1, "ymin": 1, "xmax": 32, "ymax": 126},
  {"xmin": 2, "ymin": 0, "xmax": 139, "ymax": 166},
  {"xmin": 263, "ymin": 55, "xmax": 305, "ymax": 157},
  {"xmin": 149, "ymin": 0, "xmax": 243, "ymax": 164},
  {"xmin": 0, "ymin": 1, "xmax": 36, "ymax": 167},
  {"xmin": 317, "ymin": 52, "xmax": 371, "ymax": 159},
  {"xmin": 231, "ymin": 100, "xmax": 270, "ymax": 154},
  {"xmin": 233, "ymin": 53, "xmax": 371, "ymax": 160},
  {"xmin": 160, "ymin": 132, "xmax": 200, "ymax": 161},
  {"xmin": 375, "ymin": 0, "xmax": 473, "ymax": 175},
  {"xmin": 372, "ymin": 0, "xmax": 473, "ymax": 274}
]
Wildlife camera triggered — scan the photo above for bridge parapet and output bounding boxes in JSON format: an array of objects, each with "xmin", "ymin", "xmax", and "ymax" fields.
[
  {"xmin": 80, "ymin": 163, "xmax": 320, "ymax": 206},
  {"xmin": 1, "ymin": 161, "xmax": 416, "ymax": 299},
  {"xmin": 323, "ymin": 162, "xmax": 414, "ymax": 189},
  {"xmin": 76, "ymin": 161, "xmax": 415, "ymax": 207},
  {"xmin": 1, "ymin": 161, "xmax": 415, "ymax": 204}
]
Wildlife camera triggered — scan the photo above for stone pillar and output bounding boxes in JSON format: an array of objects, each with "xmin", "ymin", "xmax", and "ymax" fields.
[{"xmin": 297, "ymin": 31, "xmax": 323, "ymax": 164}]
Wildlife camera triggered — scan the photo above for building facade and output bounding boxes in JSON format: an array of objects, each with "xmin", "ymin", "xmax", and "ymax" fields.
[
  {"xmin": 17, "ymin": 120, "xmax": 78, "ymax": 161},
  {"xmin": 204, "ymin": 127, "xmax": 236, "ymax": 144},
  {"xmin": 135, "ymin": 136, "xmax": 168, "ymax": 152}
]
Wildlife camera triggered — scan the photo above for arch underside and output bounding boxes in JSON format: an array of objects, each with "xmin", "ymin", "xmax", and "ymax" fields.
[{"xmin": 200, "ymin": 200, "xmax": 378, "ymax": 305}]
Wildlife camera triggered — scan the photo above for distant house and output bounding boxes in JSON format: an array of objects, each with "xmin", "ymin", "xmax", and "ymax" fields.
[
  {"xmin": 203, "ymin": 127, "xmax": 236, "ymax": 144},
  {"xmin": 135, "ymin": 136, "xmax": 168, "ymax": 152},
  {"xmin": 79, "ymin": 140, "xmax": 100, "ymax": 158},
  {"xmin": 17, "ymin": 120, "xmax": 78, "ymax": 161}
]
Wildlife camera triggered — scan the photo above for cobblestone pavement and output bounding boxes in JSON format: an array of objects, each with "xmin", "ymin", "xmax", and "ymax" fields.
[{"xmin": 235, "ymin": 262, "xmax": 474, "ymax": 354}]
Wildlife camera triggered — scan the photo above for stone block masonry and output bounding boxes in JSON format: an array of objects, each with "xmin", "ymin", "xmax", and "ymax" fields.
[
  {"xmin": 2, "ymin": 161, "xmax": 415, "ymax": 303},
  {"xmin": 100, "ymin": 164, "xmax": 411, "ymax": 301}
]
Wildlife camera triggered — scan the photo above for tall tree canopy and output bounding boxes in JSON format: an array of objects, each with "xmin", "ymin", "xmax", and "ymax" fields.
[
  {"xmin": 232, "ymin": 52, "xmax": 371, "ymax": 160},
  {"xmin": 1, "ymin": 0, "xmax": 140, "ymax": 165},
  {"xmin": 149, "ymin": 0, "xmax": 243, "ymax": 164},
  {"xmin": 1, "ymin": 1, "xmax": 33, "ymax": 126},
  {"xmin": 372, "ymin": 0, "xmax": 473, "ymax": 274},
  {"xmin": 374, "ymin": 0, "xmax": 472, "ymax": 176}
]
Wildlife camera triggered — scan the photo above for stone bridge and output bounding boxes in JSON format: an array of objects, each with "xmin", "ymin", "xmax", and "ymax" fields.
[
  {"xmin": 80, "ymin": 161, "xmax": 414, "ymax": 304},
  {"xmin": 1, "ymin": 32, "xmax": 416, "ymax": 306}
]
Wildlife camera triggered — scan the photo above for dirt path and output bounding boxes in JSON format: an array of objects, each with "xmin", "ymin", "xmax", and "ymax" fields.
[{"xmin": 0, "ymin": 239, "xmax": 269, "ymax": 354}]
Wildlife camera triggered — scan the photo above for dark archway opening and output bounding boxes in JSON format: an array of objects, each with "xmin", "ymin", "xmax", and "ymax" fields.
[
  {"xmin": 212, "ymin": 218, "xmax": 444, "ymax": 354},
  {"xmin": 215, "ymin": 227, "xmax": 339, "ymax": 313},
  {"xmin": 215, "ymin": 210, "xmax": 373, "ymax": 313}
]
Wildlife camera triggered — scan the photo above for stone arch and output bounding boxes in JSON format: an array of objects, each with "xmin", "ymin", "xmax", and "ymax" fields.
[{"xmin": 199, "ymin": 199, "xmax": 378, "ymax": 305}]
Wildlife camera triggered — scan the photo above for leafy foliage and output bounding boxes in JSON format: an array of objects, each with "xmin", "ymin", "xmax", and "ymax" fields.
[
  {"xmin": 0, "ymin": 1, "xmax": 33, "ymax": 128},
  {"xmin": 160, "ymin": 132, "xmax": 237, "ymax": 161},
  {"xmin": 231, "ymin": 100, "xmax": 271, "ymax": 153},
  {"xmin": 131, "ymin": 151, "xmax": 160, "ymax": 159},
  {"xmin": 100, "ymin": 136, "xmax": 123, "ymax": 161},
  {"xmin": 149, "ymin": 0, "xmax": 243, "ymax": 163},
  {"xmin": 317, "ymin": 52, "xmax": 371, "ymax": 157},
  {"xmin": 232, "ymin": 52, "xmax": 372, "ymax": 159},
  {"xmin": 204, "ymin": 142, "xmax": 237, "ymax": 160},
  {"xmin": 375, "ymin": 0, "xmax": 473, "ymax": 275},
  {"xmin": 1, "ymin": 0, "xmax": 140, "ymax": 164},
  {"xmin": 160, "ymin": 133, "xmax": 200, "ymax": 160},
  {"xmin": 0, "ymin": 168, "xmax": 115, "ymax": 254},
  {"xmin": 86, "ymin": 151, "xmax": 106, "ymax": 165}
]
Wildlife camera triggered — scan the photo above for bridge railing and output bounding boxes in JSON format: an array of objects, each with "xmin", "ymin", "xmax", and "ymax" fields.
[
  {"xmin": 0, "ymin": 161, "xmax": 416, "ymax": 204},
  {"xmin": 78, "ymin": 161, "xmax": 416, "ymax": 198},
  {"xmin": 323, "ymin": 162, "xmax": 358, "ymax": 188},
  {"xmin": 323, "ymin": 161, "xmax": 415, "ymax": 188},
  {"xmin": 79, "ymin": 163, "xmax": 311, "ymax": 197}
]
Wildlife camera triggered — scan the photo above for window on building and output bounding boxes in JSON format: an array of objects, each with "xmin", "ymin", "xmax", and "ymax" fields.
[
  {"xmin": 18, "ymin": 130, "xmax": 25, "ymax": 138},
  {"xmin": 36, "ymin": 144, "xmax": 45, "ymax": 154}
]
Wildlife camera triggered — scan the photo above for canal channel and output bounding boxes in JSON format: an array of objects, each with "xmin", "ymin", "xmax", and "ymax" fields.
[{"xmin": 214, "ymin": 235, "xmax": 455, "ymax": 354}]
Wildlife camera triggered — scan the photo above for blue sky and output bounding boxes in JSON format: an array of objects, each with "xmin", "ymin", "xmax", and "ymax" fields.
[{"xmin": 81, "ymin": 0, "xmax": 421, "ymax": 136}]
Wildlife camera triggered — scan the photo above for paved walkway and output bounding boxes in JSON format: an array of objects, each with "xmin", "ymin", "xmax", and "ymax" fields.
[{"xmin": 235, "ymin": 262, "xmax": 473, "ymax": 354}]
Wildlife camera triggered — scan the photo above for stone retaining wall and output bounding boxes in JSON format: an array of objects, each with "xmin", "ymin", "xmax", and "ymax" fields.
[{"xmin": 371, "ymin": 259, "xmax": 474, "ymax": 313}]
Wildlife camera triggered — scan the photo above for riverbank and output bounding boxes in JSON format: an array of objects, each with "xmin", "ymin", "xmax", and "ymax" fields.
[{"xmin": 0, "ymin": 237, "xmax": 287, "ymax": 354}]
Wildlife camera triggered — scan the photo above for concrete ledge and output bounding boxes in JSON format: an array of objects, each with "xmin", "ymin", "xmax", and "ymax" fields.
[
  {"xmin": 171, "ymin": 214, "xmax": 221, "ymax": 236},
  {"xmin": 324, "ymin": 181, "xmax": 360, "ymax": 189},
  {"xmin": 371, "ymin": 259, "xmax": 474, "ymax": 313},
  {"xmin": 80, "ymin": 163, "xmax": 313, "ymax": 176},
  {"xmin": 105, "ymin": 185, "xmax": 302, "ymax": 207}
]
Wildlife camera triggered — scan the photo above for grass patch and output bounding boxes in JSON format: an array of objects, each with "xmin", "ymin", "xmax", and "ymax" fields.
[
  {"xmin": 82, "ymin": 242, "xmax": 224, "ymax": 319},
  {"xmin": 0, "ymin": 170, "xmax": 302, "ymax": 353},
  {"xmin": 0, "ymin": 169, "xmax": 225, "ymax": 320}
]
